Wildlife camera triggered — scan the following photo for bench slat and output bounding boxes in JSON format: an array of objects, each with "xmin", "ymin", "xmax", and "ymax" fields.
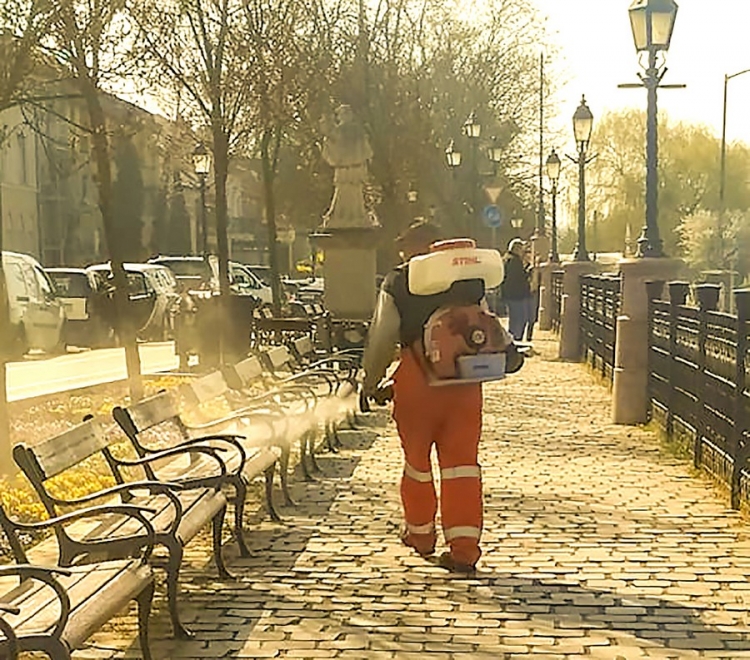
[
  {"xmin": 2, "ymin": 560, "xmax": 144, "ymax": 643},
  {"xmin": 119, "ymin": 391, "xmax": 180, "ymax": 435},
  {"xmin": 16, "ymin": 419, "xmax": 110, "ymax": 480},
  {"xmin": 179, "ymin": 371, "xmax": 231, "ymax": 409}
]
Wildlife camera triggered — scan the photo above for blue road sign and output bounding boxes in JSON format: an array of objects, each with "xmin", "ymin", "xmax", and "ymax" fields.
[{"xmin": 483, "ymin": 205, "xmax": 502, "ymax": 229}]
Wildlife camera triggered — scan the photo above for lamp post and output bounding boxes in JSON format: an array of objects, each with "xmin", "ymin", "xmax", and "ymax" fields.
[
  {"xmin": 192, "ymin": 143, "xmax": 211, "ymax": 255},
  {"xmin": 487, "ymin": 136, "xmax": 503, "ymax": 175},
  {"xmin": 463, "ymin": 111, "xmax": 481, "ymax": 238},
  {"xmin": 624, "ymin": 0, "xmax": 680, "ymax": 258},
  {"xmin": 545, "ymin": 149, "xmax": 561, "ymax": 263},
  {"xmin": 718, "ymin": 68, "xmax": 750, "ymax": 265},
  {"xmin": 567, "ymin": 96, "xmax": 594, "ymax": 262}
]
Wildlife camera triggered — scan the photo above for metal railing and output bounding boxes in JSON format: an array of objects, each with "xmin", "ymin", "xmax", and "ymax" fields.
[
  {"xmin": 579, "ymin": 274, "xmax": 622, "ymax": 381},
  {"xmin": 648, "ymin": 282, "xmax": 750, "ymax": 509},
  {"xmin": 550, "ymin": 270, "xmax": 564, "ymax": 333}
]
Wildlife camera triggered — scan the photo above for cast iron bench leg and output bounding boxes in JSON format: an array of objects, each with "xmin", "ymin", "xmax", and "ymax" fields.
[
  {"xmin": 264, "ymin": 465, "xmax": 282, "ymax": 523},
  {"xmin": 137, "ymin": 579, "xmax": 156, "ymax": 660},
  {"xmin": 280, "ymin": 447, "xmax": 296, "ymax": 506},
  {"xmin": 212, "ymin": 508, "xmax": 233, "ymax": 580}
]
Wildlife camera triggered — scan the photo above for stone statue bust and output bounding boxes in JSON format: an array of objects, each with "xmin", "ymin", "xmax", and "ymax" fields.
[{"xmin": 321, "ymin": 105, "xmax": 377, "ymax": 228}]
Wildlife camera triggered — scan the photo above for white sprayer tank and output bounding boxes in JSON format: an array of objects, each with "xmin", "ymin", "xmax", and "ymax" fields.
[{"xmin": 408, "ymin": 239, "xmax": 504, "ymax": 296}]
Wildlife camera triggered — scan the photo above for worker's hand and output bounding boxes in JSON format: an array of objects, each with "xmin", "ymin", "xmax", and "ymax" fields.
[{"xmin": 372, "ymin": 383, "xmax": 394, "ymax": 406}]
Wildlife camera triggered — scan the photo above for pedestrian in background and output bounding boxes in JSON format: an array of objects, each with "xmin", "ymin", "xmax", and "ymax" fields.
[
  {"xmin": 362, "ymin": 220, "xmax": 486, "ymax": 574},
  {"xmin": 525, "ymin": 249, "xmax": 541, "ymax": 343},
  {"xmin": 502, "ymin": 238, "xmax": 531, "ymax": 341}
]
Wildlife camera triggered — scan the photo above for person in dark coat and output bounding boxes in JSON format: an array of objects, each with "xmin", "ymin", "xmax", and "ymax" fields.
[{"xmin": 502, "ymin": 238, "xmax": 531, "ymax": 341}]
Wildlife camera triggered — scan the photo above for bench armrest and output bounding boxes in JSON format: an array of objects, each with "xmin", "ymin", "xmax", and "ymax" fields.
[
  {"xmin": 0, "ymin": 504, "xmax": 158, "ymax": 565},
  {"xmin": 273, "ymin": 370, "xmax": 335, "ymax": 395},
  {"xmin": 146, "ymin": 434, "xmax": 249, "ymax": 476},
  {"xmin": 109, "ymin": 445, "xmax": 229, "ymax": 478},
  {"xmin": 0, "ymin": 564, "xmax": 70, "ymax": 644},
  {"xmin": 48, "ymin": 482, "xmax": 183, "ymax": 536}
]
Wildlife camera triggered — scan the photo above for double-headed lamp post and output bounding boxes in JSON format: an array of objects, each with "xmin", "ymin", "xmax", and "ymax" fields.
[
  {"xmin": 192, "ymin": 143, "xmax": 211, "ymax": 255},
  {"xmin": 545, "ymin": 149, "xmax": 561, "ymax": 263},
  {"xmin": 567, "ymin": 96, "xmax": 594, "ymax": 262},
  {"xmin": 625, "ymin": 0, "xmax": 680, "ymax": 258}
]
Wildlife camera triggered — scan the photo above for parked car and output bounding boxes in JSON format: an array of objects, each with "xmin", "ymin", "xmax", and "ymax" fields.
[
  {"xmin": 45, "ymin": 267, "xmax": 114, "ymax": 348},
  {"xmin": 230, "ymin": 261, "xmax": 272, "ymax": 304},
  {"xmin": 86, "ymin": 262, "xmax": 180, "ymax": 341},
  {"xmin": 148, "ymin": 255, "xmax": 218, "ymax": 298},
  {"xmin": 2, "ymin": 251, "xmax": 66, "ymax": 358}
]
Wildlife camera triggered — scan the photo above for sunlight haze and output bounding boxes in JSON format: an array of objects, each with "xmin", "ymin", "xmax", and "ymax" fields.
[{"xmin": 533, "ymin": 0, "xmax": 750, "ymax": 146}]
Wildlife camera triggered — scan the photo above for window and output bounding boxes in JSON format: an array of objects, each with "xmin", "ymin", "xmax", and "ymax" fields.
[{"xmin": 35, "ymin": 267, "xmax": 54, "ymax": 299}]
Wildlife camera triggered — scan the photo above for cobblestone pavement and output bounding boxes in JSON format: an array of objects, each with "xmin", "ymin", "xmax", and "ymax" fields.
[{"xmin": 78, "ymin": 332, "xmax": 750, "ymax": 659}]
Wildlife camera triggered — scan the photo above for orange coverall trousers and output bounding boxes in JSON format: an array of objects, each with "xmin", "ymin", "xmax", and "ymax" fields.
[{"xmin": 392, "ymin": 349, "xmax": 483, "ymax": 566}]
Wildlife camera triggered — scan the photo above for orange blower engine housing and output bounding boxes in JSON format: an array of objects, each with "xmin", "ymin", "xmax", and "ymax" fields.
[{"xmin": 423, "ymin": 305, "xmax": 511, "ymax": 380}]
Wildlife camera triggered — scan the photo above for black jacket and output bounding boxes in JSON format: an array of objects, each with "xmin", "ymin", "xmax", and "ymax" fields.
[{"xmin": 502, "ymin": 253, "xmax": 531, "ymax": 301}]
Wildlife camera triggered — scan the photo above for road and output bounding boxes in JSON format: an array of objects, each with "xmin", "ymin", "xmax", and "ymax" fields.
[{"xmin": 6, "ymin": 342, "xmax": 180, "ymax": 402}]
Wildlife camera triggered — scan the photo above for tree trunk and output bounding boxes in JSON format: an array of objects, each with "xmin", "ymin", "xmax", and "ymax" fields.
[
  {"xmin": 260, "ymin": 128, "xmax": 282, "ymax": 317},
  {"xmin": 0, "ymin": 183, "xmax": 13, "ymax": 476},
  {"xmin": 212, "ymin": 124, "xmax": 231, "ymax": 363},
  {"xmin": 79, "ymin": 79, "xmax": 143, "ymax": 400}
]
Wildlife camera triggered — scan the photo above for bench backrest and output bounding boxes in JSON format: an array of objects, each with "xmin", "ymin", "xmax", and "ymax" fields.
[
  {"xmin": 264, "ymin": 345, "xmax": 293, "ymax": 371},
  {"xmin": 13, "ymin": 418, "xmax": 113, "ymax": 515},
  {"xmin": 179, "ymin": 370, "xmax": 231, "ymax": 408},
  {"xmin": 112, "ymin": 390, "xmax": 183, "ymax": 454},
  {"xmin": 224, "ymin": 356, "xmax": 265, "ymax": 390},
  {"xmin": 292, "ymin": 336, "xmax": 315, "ymax": 361}
]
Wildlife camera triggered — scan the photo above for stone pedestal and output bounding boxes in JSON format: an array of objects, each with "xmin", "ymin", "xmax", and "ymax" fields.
[
  {"xmin": 530, "ymin": 233, "xmax": 550, "ymax": 266},
  {"xmin": 612, "ymin": 257, "xmax": 685, "ymax": 425},
  {"xmin": 537, "ymin": 261, "xmax": 559, "ymax": 331},
  {"xmin": 311, "ymin": 227, "xmax": 381, "ymax": 320},
  {"xmin": 559, "ymin": 261, "xmax": 601, "ymax": 360}
]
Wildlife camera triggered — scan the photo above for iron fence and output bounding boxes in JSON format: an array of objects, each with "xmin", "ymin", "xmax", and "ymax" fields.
[
  {"xmin": 579, "ymin": 274, "xmax": 622, "ymax": 381},
  {"xmin": 550, "ymin": 270, "xmax": 564, "ymax": 334},
  {"xmin": 648, "ymin": 282, "xmax": 750, "ymax": 509}
]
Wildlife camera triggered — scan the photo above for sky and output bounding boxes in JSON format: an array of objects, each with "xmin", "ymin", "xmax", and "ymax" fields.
[{"xmin": 534, "ymin": 0, "xmax": 750, "ymax": 145}]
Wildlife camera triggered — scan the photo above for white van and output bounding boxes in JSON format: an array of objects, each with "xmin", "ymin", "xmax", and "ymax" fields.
[{"xmin": 2, "ymin": 251, "xmax": 66, "ymax": 358}]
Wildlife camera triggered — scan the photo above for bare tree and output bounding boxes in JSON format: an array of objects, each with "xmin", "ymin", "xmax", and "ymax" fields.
[
  {"xmin": 0, "ymin": 0, "xmax": 57, "ymax": 474},
  {"xmin": 240, "ymin": 0, "xmax": 339, "ymax": 312},
  {"xmin": 45, "ymin": 0, "xmax": 144, "ymax": 399}
]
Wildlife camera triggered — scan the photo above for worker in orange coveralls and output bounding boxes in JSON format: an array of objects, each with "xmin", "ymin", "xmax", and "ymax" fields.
[{"xmin": 362, "ymin": 220, "xmax": 485, "ymax": 574}]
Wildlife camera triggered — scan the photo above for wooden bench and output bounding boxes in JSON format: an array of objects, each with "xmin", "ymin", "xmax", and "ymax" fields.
[
  {"xmin": 0, "ymin": 503, "xmax": 156, "ymax": 659},
  {"xmin": 178, "ymin": 365, "xmax": 324, "ymax": 496},
  {"xmin": 12, "ymin": 419, "xmax": 229, "ymax": 640},
  {"xmin": 112, "ymin": 388, "xmax": 282, "ymax": 530},
  {"xmin": 226, "ymin": 351, "xmax": 356, "ymax": 477}
]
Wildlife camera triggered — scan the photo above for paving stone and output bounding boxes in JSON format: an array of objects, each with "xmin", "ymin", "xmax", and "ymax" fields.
[{"xmin": 68, "ymin": 334, "xmax": 750, "ymax": 660}]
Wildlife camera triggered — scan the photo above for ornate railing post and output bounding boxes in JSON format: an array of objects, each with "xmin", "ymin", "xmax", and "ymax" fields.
[
  {"xmin": 731, "ymin": 288, "xmax": 750, "ymax": 508},
  {"xmin": 666, "ymin": 282, "xmax": 690, "ymax": 440},
  {"xmin": 645, "ymin": 280, "xmax": 666, "ymax": 425},
  {"xmin": 694, "ymin": 284, "xmax": 721, "ymax": 469}
]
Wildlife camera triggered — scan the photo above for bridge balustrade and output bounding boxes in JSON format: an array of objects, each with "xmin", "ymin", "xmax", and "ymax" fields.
[
  {"xmin": 648, "ymin": 284, "xmax": 750, "ymax": 509},
  {"xmin": 578, "ymin": 274, "xmax": 622, "ymax": 383}
]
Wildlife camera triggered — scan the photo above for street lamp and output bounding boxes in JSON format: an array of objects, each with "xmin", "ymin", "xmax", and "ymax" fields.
[
  {"xmin": 463, "ymin": 111, "xmax": 482, "ymax": 238},
  {"xmin": 462, "ymin": 111, "xmax": 481, "ymax": 139},
  {"xmin": 624, "ymin": 0, "xmax": 681, "ymax": 258},
  {"xmin": 445, "ymin": 140, "xmax": 462, "ymax": 169},
  {"xmin": 567, "ymin": 95, "xmax": 594, "ymax": 262},
  {"xmin": 487, "ymin": 137, "xmax": 503, "ymax": 174},
  {"xmin": 192, "ymin": 143, "xmax": 211, "ymax": 255},
  {"xmin": 545, "ymin": 149, "xmax": 561, "ymax": 263},
  {"xmin": 718, "ymin": 68, "xmax": 750, "ymax": 265}
]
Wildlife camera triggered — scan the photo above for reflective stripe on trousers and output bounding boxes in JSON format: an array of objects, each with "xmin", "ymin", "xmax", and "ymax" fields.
[
  {"xmin": 404, "ymin": 462, "xmax": 433, "ymax": 483},
  {"xmin": 393, "ymin": 350, "xmax": 483, "ymax": 566}
]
